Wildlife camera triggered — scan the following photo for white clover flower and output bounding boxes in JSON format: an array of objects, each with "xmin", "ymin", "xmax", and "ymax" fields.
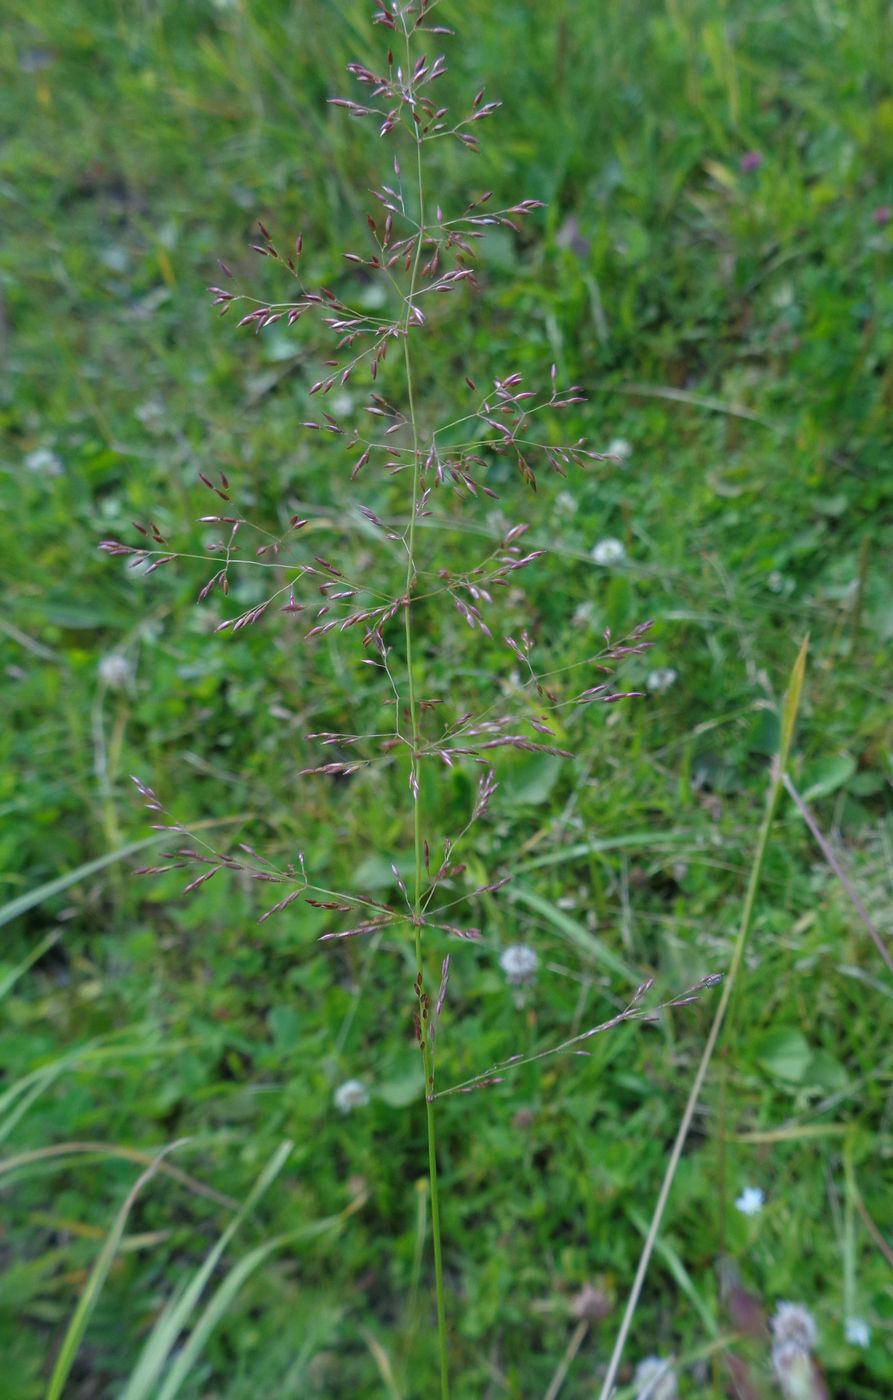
[
  {"xmin": 572, "ymin": 600, "xmax": 596, "ymax": 627},
  {"xmin": 607, "ymin": 437, "xmax": 632, "ymax": 461},
  {"xmin": 845, "ymin": 1316, "xmax": 870, "ymax": 1348},
  {"xmin": 98, "ymin": 654, "xmax": 134, "ymax": 690},
  {"xmin": 633, "ymin": 1355, "xmax": 678, "ymax": 1400},
  {"xmin": 135, "ymin": 398, "xmax": 166, "ymax": 434},
  {"xmin": 329, "ymin": 391, "xmax": 355, "ymax": 417},
  {"xmin": 768, "ymin": 570, "xmax": 785, "ymax": 594},
  {"xmin": 554, "ymin": 490, "xmax": 577, "ymax": 516},
  {"xmin": 591, "ymin": 537, "xmax": 626, "ymax": 567},
  {"xmin": 334, "ymin": 1079, "xmax": 369, "ymax": 1113},
  {"xmin": 646, "ymin": 667, "xmax": 677, "ymax": 694},
  {"xmin": 25, "ymin": 447, "xmax": 63, "ymax": 476},
  {"xmin": 771, "ymin": 1302, "xmax": 818, "ymax": 1353},
  {"xmin": 499, "ymin": 944, "xmax": 539, "ymax": 987},
  {"xmin": 734, "ymin": 1185, "xmax": 765, "ymax": 1216},
  {"xmin": 357, "ymin": 281, "xmax": 387, "ymax": 310}
]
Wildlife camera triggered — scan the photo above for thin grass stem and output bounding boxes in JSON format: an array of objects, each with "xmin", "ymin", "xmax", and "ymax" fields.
[
  {"xmin": 596, "ymin": 637, "xmax": 808, "ymax": 1399},
  {"xmin": 400, "ymin": 17, "xmax": 449, "ymax": 1396}
]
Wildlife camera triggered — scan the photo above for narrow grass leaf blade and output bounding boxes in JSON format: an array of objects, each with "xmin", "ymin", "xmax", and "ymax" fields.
[
  {"xmin": 44, "ymin": 1141, "xmax": 185, "ymax": 1400},
  {"xmin": 504, "ymin": 885, "xmax": 637, "ymax": 984},
  {"xmin": 156, "ymin": 1218, "xmax": 341, "ymax": 1400},
  {"xmin": 0, "ymin": 838, "xmax": 162, "ymax": 930},
  {"xmin": 596, "ymin": 638, "xmax": 809, "ymax": 1400},
  {"xmin": 0, "ymin": 930, "xmax": 61, "ymax": 1000},
  {"xmin": 778, "ymin": 634, "xmax": 808, "ymax": 773},
  {"xmin": 121, "ymin": 1139, "xmax": 293, "ymax": 1400}
]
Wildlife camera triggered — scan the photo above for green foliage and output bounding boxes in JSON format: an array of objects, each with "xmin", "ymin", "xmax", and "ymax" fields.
[{"xmin": 2, "ymin": 0, "xmax": 892, "ymax": 1396}]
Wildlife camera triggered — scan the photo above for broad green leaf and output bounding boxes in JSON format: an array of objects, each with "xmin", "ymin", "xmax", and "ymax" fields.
[
  {"xmin": 801, "ymin": 754, "xmax": 856, "ymax": 803},
  {"xmin": 757, "ymin": 1028, "xmax": 813, "ymax": 1084}
]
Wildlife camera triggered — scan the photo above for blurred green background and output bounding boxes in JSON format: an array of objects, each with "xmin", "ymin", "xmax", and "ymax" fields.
[{"xmin": 2, "ymin": 0, "xmax": 892, "ymax": 1395}]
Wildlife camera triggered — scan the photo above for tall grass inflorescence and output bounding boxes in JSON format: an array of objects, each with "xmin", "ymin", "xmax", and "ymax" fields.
[{"xmin": 103, "ymin": 2, "xmax": 719, "ymax": 1391}]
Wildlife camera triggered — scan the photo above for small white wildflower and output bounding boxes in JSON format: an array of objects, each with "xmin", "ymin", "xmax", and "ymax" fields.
[
  {"xmin": 135, "ymin": 398, "xmax": 166, "ymax": 434},
  {"xmin": 591, "ymin": 537, "xmax": 626, "ymax": 567},
  {"xmin": 334, "ymin": 1079, "xmax": 369, "ymax": 1113},
  {"xmin": 734, "ymin": 1185, "xmax": 765, "ymax": 1216},
  {"xmin": 845, "ymin": 1316, "xmax": 870, "ymax": 1348},
  {"xmin": 25, "ymin": 447, "xmax": 63, "ymax": 476},
  {"xmin": 357, "ymin": 281, "xmax": 387, "ymax": 310},
  {"xmin": 646, "ymin": 667, "xmax": 677, "ymax": 694},
  {"xmin": 572, "ymin": 599, "xmax": 596, "ymax": 627},
  {"xmin": 607, "ymin": 437, "xmax": 632, "ymax": 461},
  {"xmin": 329, "ymin": 391, "xmax": 355, "ymax": 417},
  {"xmin": 98, "ymin": 654, "xmax": 134, "ymax": 690},
  {"xmin": 554, "ymin": 490, "xmax": 577, "ymax": 516},
  {"xmin": 768, "ymin": 570, "xmax": 785, "ymax": 593},
  {"xmin": 633, "ymin": 1355, "xmax": 678, "ymax": 1400},
  {"xmin": 771, "ymin": 1301, "xmax": 818, "ymax": 1353},
  {"xmin": 499, "ymin": 944, "xmax": 539, "ymax": 987}
]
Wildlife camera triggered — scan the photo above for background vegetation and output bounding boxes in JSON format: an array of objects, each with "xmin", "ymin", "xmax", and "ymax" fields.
[{"xmin": 2, "ymin": 0, "xmax": 892, "ymax": 1395}]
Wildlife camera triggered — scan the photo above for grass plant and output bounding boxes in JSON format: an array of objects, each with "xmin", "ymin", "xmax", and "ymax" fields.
[{"xmin": 2, "ymin": 0, "xmax": 893, "ymax": 1395}]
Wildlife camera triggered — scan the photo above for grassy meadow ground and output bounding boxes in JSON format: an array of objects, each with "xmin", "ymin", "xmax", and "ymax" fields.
[{"xmin": 2, "ymin": 0, "xmax": 893, "ymax": 1395}]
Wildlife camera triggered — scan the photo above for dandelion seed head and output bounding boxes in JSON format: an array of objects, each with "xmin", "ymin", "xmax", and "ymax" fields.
[
  {"xmin": 633, "ymin": 1356, "xmax": 678, "ymax": 1400},
  {"xmin": 646, "ymin": 667, "xmax": 677, "ymax": 693},
  {"xmin": 334, "ymin": 1078, "xmax": 369, "ymax": 1113},
  {"xmin": 735, "ymin": 1185, "xmax": 765, "ymax": 1216},
  {"xmin": 499, "ymin": 944, "xmax": 539, "ymax": 986},
  {"xmin": 592, "ymin": 537, "xmax": 626, "ymax": 567}
]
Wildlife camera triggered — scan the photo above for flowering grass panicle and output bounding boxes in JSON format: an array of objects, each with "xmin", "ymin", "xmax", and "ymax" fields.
[{"xmin": 99, "ymin": 5, "xmax": 722, "ymax": 1395}]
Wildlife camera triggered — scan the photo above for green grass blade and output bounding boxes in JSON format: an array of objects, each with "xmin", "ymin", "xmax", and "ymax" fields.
[
  {"xmin": 0, "ymin": 1063, "xmax": 68, "ymax": 1147},
  {"xmin": 0, "ymin": 838, "xmax": 162, "ymax": 930},
  {"xmin": 44, "ymin": 1140, "xmax": 186, "ymax": 1400},
  {"xmin": 0, "ymin": 930, "xmax": 61, "ymax": 1001},
  {"xmin": 504, "ymin": 884, "xmax": 638, "ymax": 985},
  {"xmin": 121, "ymin": 1139, "xmax": 293, "ymax": 1400},
  {"xmin": 156, "ymin": 1216, "xmax": 341, "ymax": 1400},
  {"xmin": 0, "ymin": 816, "xmax": 248, "ymax": 930},
  {"xmin": 597, "ymin": 638, "xmax": 809, "ymax": 1400}
]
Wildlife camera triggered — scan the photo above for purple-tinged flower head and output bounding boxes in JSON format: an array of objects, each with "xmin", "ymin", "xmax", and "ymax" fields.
[
  {"xmin": 872, "ymin": 205, "xmax": 891, "ymax": 226},
  {"xmin": 739, "ymin": 150, "xmax": 763, "ymax": 173}
]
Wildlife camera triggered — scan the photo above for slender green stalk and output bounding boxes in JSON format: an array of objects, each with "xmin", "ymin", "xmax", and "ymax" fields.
[
  {"xmin": 400, "ymin": 25, "xmax": 450, "ymax": 1396},
  {"xmin": 597, "ymin": 638, "xmax": 808, "ymax": 1399}
]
